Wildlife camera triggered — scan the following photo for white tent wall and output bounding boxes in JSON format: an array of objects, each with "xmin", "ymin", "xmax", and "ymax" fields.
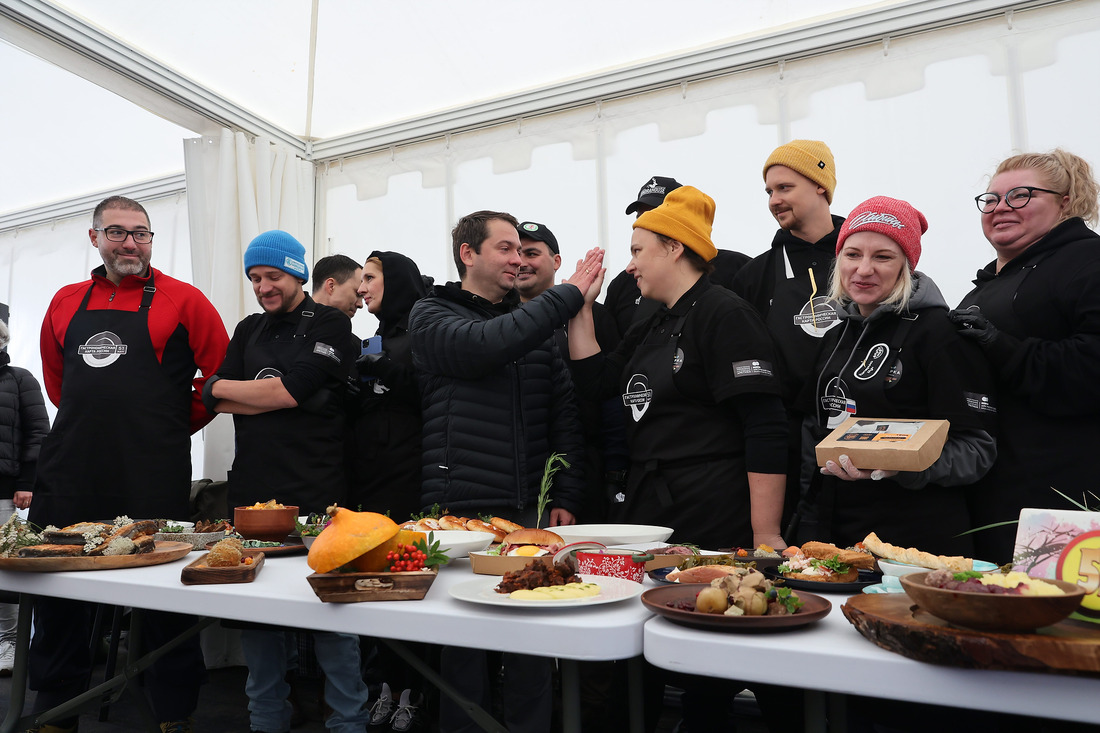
[{"xmin": 321, "ymin": 2, "xmax": 1100, "ymax": 341}]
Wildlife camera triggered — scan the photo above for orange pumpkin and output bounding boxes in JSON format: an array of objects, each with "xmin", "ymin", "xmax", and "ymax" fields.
[
  {"xmin": 306, "ymin": 505, "xmax": 399, "ymax": 574},
  {"xmin": 350, "ymin": 529, "xmax": 427, "ymax": 572}
]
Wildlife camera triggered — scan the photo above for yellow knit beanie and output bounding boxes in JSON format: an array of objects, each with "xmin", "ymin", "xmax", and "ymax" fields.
[
  {"xmin": 763, "ymin": 139, "xmax": 837, "ymax": 203},
  {"xmin": 633, "ymin": 186, "xmax": 717, "ymax": 261}
]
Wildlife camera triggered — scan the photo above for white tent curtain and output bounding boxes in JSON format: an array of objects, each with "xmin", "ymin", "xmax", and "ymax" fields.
[
  {"xmin": 318, "ymin": 1, "xmax": 1100, "ymax": 314},
  {"xmin": 183, "ymin": 128, "xmax": 315, "ymax": 480}
]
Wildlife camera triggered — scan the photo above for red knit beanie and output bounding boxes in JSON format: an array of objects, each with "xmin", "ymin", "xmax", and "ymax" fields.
[{"xmin": 836, "ymin": 196, "xmax": 927, "ymax": 270}]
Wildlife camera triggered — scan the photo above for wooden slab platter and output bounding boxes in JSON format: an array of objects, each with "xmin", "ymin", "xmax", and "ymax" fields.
[
  {"xmin": 181, "ymin": 553, "xmax": 265, "ymax": 585},
  {"xmin": 307, "ymin": 567, "xmax": 437, "ymax": 602},
  {"xmin": 0, "ymin": 541, "xmax": 193, "ymax": 573},
  {"xmin": 842, "ymin": 593, "xmax": 1100, "ymax": 676}
]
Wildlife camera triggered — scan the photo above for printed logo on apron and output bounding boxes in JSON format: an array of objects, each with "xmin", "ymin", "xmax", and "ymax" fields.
[
  {"xmin": 884, "ymin": 359, "xmax": 903, "ymax": 387},
  {"xmin": 672, "ymin": 348, "xmax": 684, "ymax": 373},
  {"xmin": 732, "ymin": 360, "xmax": 774, "ymax": 378},
  {"xmin": 77, "ymin": 330, "xmax": 128, "ymax": 368},
  {"xmin": 821, "ymin": 376, "xmax": 857, "ymax": 429},
  {"xmin": 792, "ymin": 296, "xmax": 842, "ymax": 337},
  {"xmin": 622, "ymin": 373, "xmax": 654, "ymax": 422},
  {"xmin": 854, "ymin": 343, "xmax": 891, "ymax": 381},
  {"xmin": 964, "ymin": 392, "xmax": 998, "ymax": 414},
  {"xmin": 254, "ymin": 367, "xmax": 284, "ymax": 380}
]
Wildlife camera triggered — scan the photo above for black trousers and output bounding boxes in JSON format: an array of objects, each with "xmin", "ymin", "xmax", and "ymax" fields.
[{"xmin": 29, "ymin": 597, "xmax": 206, "ymax": 721}]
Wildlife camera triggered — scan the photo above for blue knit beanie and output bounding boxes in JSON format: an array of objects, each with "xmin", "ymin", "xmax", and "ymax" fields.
[{"xmin": 244, "ymin": 230, "xmax": 309, "ymax": 281}]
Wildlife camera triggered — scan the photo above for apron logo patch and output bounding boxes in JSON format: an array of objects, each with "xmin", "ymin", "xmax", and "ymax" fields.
[
  {"xmin": 854, "ymin": 343, "xmax": 890, "ymax": 380},
  {"xmin": 254, "ymin": 367, "xmax": 284, "ymax": 380},
  {"xmin": 672, "ymin": 348, "xmax": 684, "ymax": 373},
  {"xmin": 964, "ymin": 392, "xmax": 997, "ymax": 414},
  {"xmin": 622, "ymin": 373, "xmax": 653, "ymax": 422},
  {"xmin": 732, "ymin": 360, "xmax": 774, "ymax": 378},
  {"xmin": 792, "ymin": 297, "xmax": 842, "ymax": 337},
  {"xmin": 313, "ymin": 342, "xmax": 340, "ymax": 362},
  {"xmin": 78, "ymin": 331, "xmax": 128, "ymax": 368},
  {"xmin": 822, "ymin": 376, "xmax": 856, "ymax": 429},
  {"xmin": 884, "ymin": 359, "xmax": 903, "ymax": 386}
]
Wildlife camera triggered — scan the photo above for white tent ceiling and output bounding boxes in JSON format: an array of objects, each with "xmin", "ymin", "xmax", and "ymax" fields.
[{"xmin": 1, "ymin": 0, "xmax": 1068, "ymax": 217}]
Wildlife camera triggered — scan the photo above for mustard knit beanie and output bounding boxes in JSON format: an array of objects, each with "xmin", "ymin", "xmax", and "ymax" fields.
[
  {"xmin": 633, "ymin": 186, "xmax": 717, "ymax": 261},
  {"xmin": 763, "ymin": 139, "xmax": 837, "ymax": 204}
]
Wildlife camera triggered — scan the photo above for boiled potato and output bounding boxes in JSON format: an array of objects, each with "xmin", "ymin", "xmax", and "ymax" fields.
[{"xmin": 695, "ymin": 586, "xmax": 729, "ymax": 614}]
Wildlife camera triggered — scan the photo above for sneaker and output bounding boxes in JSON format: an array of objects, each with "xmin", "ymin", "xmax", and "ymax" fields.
[
  {"xmin": 368, "ymin": 682, "xmax": 394, "ymax": 727},
  {"xmin": 0, "ymin": 640, "xmax": 13, "ymax": 677},
  {"xmin": 159, "ymin": 719, "xmax": 193, "ymax": 733},
  {"xmin": 389, "ymin": 689, "xmax": 423, "ymax": 732}
]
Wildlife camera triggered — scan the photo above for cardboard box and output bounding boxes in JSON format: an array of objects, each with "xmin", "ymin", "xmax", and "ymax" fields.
[
  {"xmin": 1013, "ymin": 508, "xmax": 1100, "ymax": 624},
  {"xmin": 815, "ymin": 417, "xmax": 949, "ymax": 472}
]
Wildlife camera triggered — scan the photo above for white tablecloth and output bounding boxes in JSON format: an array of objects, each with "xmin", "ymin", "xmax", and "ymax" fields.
[
  {"xmin": 644, "ymin": 596, "xmax": 1099, "ymax": 724},
  {"xmin": 0, "ymin": 553, "xmax": 648, "ymax": 661}
]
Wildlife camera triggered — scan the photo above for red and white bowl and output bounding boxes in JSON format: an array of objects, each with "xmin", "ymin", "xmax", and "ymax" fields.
[{"xmin": 573, "ymin": 548, "xmax": 655, "ymax": 583}]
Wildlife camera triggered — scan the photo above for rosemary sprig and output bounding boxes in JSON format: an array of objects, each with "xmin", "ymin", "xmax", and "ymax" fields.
[{"xmin": 536, "ymin": 453, "xmax": 569, "ymax": 529}]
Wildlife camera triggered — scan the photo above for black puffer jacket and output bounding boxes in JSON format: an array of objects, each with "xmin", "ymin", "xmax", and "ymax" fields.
[
  {"xmin": 409, "ymin": 282, "xmax": 585, "ymax": 516},
  {"xmin": 0, "ymin": 352, "xmax": 51, "ymax": 498}
]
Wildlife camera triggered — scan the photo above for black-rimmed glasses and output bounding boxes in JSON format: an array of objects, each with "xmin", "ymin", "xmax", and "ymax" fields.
[
  {"xmin": 975, "ymin": 186, "xmax": 1063, "ymax": 214},
  {"xmin": 95, "ymin": 227, "xmax": 154, "ymax": 244}
]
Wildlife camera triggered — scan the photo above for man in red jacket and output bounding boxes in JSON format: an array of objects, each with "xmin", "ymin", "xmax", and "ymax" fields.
[{"xmin": 29, "ymin": 195, "xmax": 229, "ymax": 733}]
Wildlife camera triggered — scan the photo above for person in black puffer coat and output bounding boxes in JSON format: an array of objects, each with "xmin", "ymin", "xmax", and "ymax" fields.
[
  {"xmin": 409, "ymin": 210, "xmax": 603, "ymax": 733},
  {"xmin": 0, "ymin": 318, "xmax": 50, "ymax": 674}
]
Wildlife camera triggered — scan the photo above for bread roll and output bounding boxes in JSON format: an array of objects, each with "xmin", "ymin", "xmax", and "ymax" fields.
[
  {"xmin": 862, "ymin": 532, "xmax": 972, "ymax": 572},
  {"xmin": 438, "ymin": 515, "xmax": 468, "ymax": 531},
  {"xmin": 466, "ymin": 519, "xmax": 506, "ymax": 542},
  {"xmin": 490, "ymin": 517, "xmax": 523, "ymax": 534}
]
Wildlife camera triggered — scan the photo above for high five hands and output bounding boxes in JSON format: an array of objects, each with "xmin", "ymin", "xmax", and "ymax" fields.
[{"xmin": 563, "ymin": 247, "xmax": 606, "ymax": 304}]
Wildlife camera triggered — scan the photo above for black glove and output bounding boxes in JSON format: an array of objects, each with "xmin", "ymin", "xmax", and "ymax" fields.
[
  {"xmin": 947, "ymin": 306, "xmax": 1000, "ymax": 346},
  {"xmin": 201, "ymin": 375, "xmax": 222, "ymax": 414},
  {"xmin": 356, "ymin": 350, "xmax": 390, "ymax": 377}
]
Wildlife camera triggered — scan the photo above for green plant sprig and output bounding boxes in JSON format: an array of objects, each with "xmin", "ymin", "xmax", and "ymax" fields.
[{"xmin": 536, "ymin": 453, "xmax": 569, "ymax": 529}]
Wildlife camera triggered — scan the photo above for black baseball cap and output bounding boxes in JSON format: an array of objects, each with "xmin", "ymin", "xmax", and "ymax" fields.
[
  {"xmin": 625, "ymin": 176, "xmax": 683, "ymax": 215},
  {"xmin": 517, "ymin": 221, "xmax": 559, "ymax": 254}
]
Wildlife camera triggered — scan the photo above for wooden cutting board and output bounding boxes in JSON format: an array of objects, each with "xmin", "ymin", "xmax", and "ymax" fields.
[
  {"xmin": 0, "ymin": 541, "xmax": 193, "ymax": 572},
  {"xmin": 842, "ymin": 593, "xmax": 1100, "ymax": 675},
  {"xmin": 181, "ymin": 553, "xmax": 265, "ymax": 584}
]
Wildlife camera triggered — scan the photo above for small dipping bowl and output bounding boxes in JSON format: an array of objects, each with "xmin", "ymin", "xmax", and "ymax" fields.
[
  {"xmin": 233, "ymin": 505, "xmax": 299, "ymax": 543},
  {"xmin": 574, "ymin": 548, "xmax": 655, "ymax": 583}
]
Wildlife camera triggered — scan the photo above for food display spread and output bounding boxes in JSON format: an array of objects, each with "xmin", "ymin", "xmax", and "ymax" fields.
[
  {"xmin": 0, "ymin": 515, "xmax": 158, "ymax": 558},
  {"xmin": 668, "ymin": 567, "xmax": 802, "ymax": 617}
]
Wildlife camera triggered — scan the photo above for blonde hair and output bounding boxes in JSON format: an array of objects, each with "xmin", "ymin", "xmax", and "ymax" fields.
[
  {"xmin": 365, "ymin": 256, "xmax": 383, "ymax": 270},
  {"xmin": 994, "ymin": 149, "xmax": 1100, "ymax": 227},
  {"xmin": 828, "ymin": 260, "xmax": 915, "ymax": 313}
]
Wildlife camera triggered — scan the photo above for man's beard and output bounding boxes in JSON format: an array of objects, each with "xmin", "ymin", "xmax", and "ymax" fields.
[{"xmin": 103, "ymin": 251, "xmax": 149, "ymax": 279}]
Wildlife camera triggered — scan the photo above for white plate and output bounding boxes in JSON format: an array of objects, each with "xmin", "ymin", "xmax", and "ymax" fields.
[
  {"xmin": 429, "ymin": 530, "xmax": 495, "ymax": 559},
  {"xmin": 878, "ymin": 558, "xmax": 998, "ymax": 577},
  {"xmin": 552, "ymin": 524, "xmax": 674, "ymax": 545},
  {"xmin": 449, "ymin": 574, "xmax": 644, "ymax": 608}
]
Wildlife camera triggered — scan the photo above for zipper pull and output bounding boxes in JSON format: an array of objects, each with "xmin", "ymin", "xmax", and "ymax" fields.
[{"xmin": 109, "ymin": 291, "xmax": 116, "ymax": 302}]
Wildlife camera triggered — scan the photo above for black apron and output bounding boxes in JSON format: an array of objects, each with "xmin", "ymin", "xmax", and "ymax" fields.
[
  {"xmin": 227, "ymin": 309, "xmax": 347, "ymax": 515},
  {"xmin": 808, "ymin": 314, "xmax": 972, "ymax": 555},
  {"xmin": 616, "ymin": 306, "xmax": 751, "ymax": 549},
  {"xmin": 31, "ymin": 273, "xmax": 192, "ymax": 527},
  {"xmin": 767, "ymin": 247, "xmax": 842, "ymax": 398}
]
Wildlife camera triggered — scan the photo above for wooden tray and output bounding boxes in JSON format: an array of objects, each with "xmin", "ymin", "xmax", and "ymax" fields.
[
  {"xmin": 0, "ymin": 541, "xmax": 193, "ymax": 572},
  {"xmin": 842, "ymin": 593, "xmax": 1100, "ymax": 676},
  {"xmin": 181, "ymin": 553, "xmax": 265, "ymax": 585},
  {"xmin": 307, "ymin": 567, "xmax": 437, "ymax": 602}
]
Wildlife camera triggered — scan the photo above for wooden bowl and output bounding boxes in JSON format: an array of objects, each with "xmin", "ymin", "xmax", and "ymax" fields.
[
  {"xmin": 233, "ymin": 505, "xmax": 299, "ymax": 542},
  {"xmin": 900, "ymin": 571, "xmax": 1085, "ymax": 633}
]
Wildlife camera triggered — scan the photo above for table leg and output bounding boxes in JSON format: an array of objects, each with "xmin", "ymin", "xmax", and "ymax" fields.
[
  {"xmin": 804, "ymin": 689, "xmax": 827, "ymax": 733},
  {"xmin": 0, "ymin": 596, "xmax": 34, "ymax": 733},
  {"xmin": 379, "ymin": 639, "xmax": 507, "ymax": 733},
  {"xmin": 626, "ymin": 656, "xmax": 644, "ymax": 733},
  {"xmin": 828, "ymin": 692, "xmax": 848, "ymax": 733},
  {"xmin": 559, "ymin": 659, "xmax": 581, "ymax": 733},
  {"xmin": 8, "ymin": 597, "xmax": 214, "ymax": 733}
]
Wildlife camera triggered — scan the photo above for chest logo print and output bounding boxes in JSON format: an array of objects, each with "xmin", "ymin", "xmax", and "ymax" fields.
[
  {"xmin": 793, "ymin": 297, "xmax": 842, "ymax": 337},
  {"xmin": 622, "ymin": 373, "xmax": 653, "ymax": 422},
  {"xmin": 854, "ymin": 343, "xmax": 890, "ymax": 381},
  {"xmin": 78, "ymin": 331, "xmax": 128, "ymax": 368},
  {"xmin": 254, "ymin": 367, "xmax": 284, "ymax": 380}
]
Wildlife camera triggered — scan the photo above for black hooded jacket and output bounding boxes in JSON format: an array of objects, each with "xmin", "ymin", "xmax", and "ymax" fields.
[
  {"xmin": 0, "ymin": 352, "xmax": 50, "ymax": 498},
  {"xmin": 409, "ymin": 282, "xmax": 586, "ymax": 517},
  {"xmin": 348, "ymin": 251, "xmax": 428, "ymax": 517}
]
